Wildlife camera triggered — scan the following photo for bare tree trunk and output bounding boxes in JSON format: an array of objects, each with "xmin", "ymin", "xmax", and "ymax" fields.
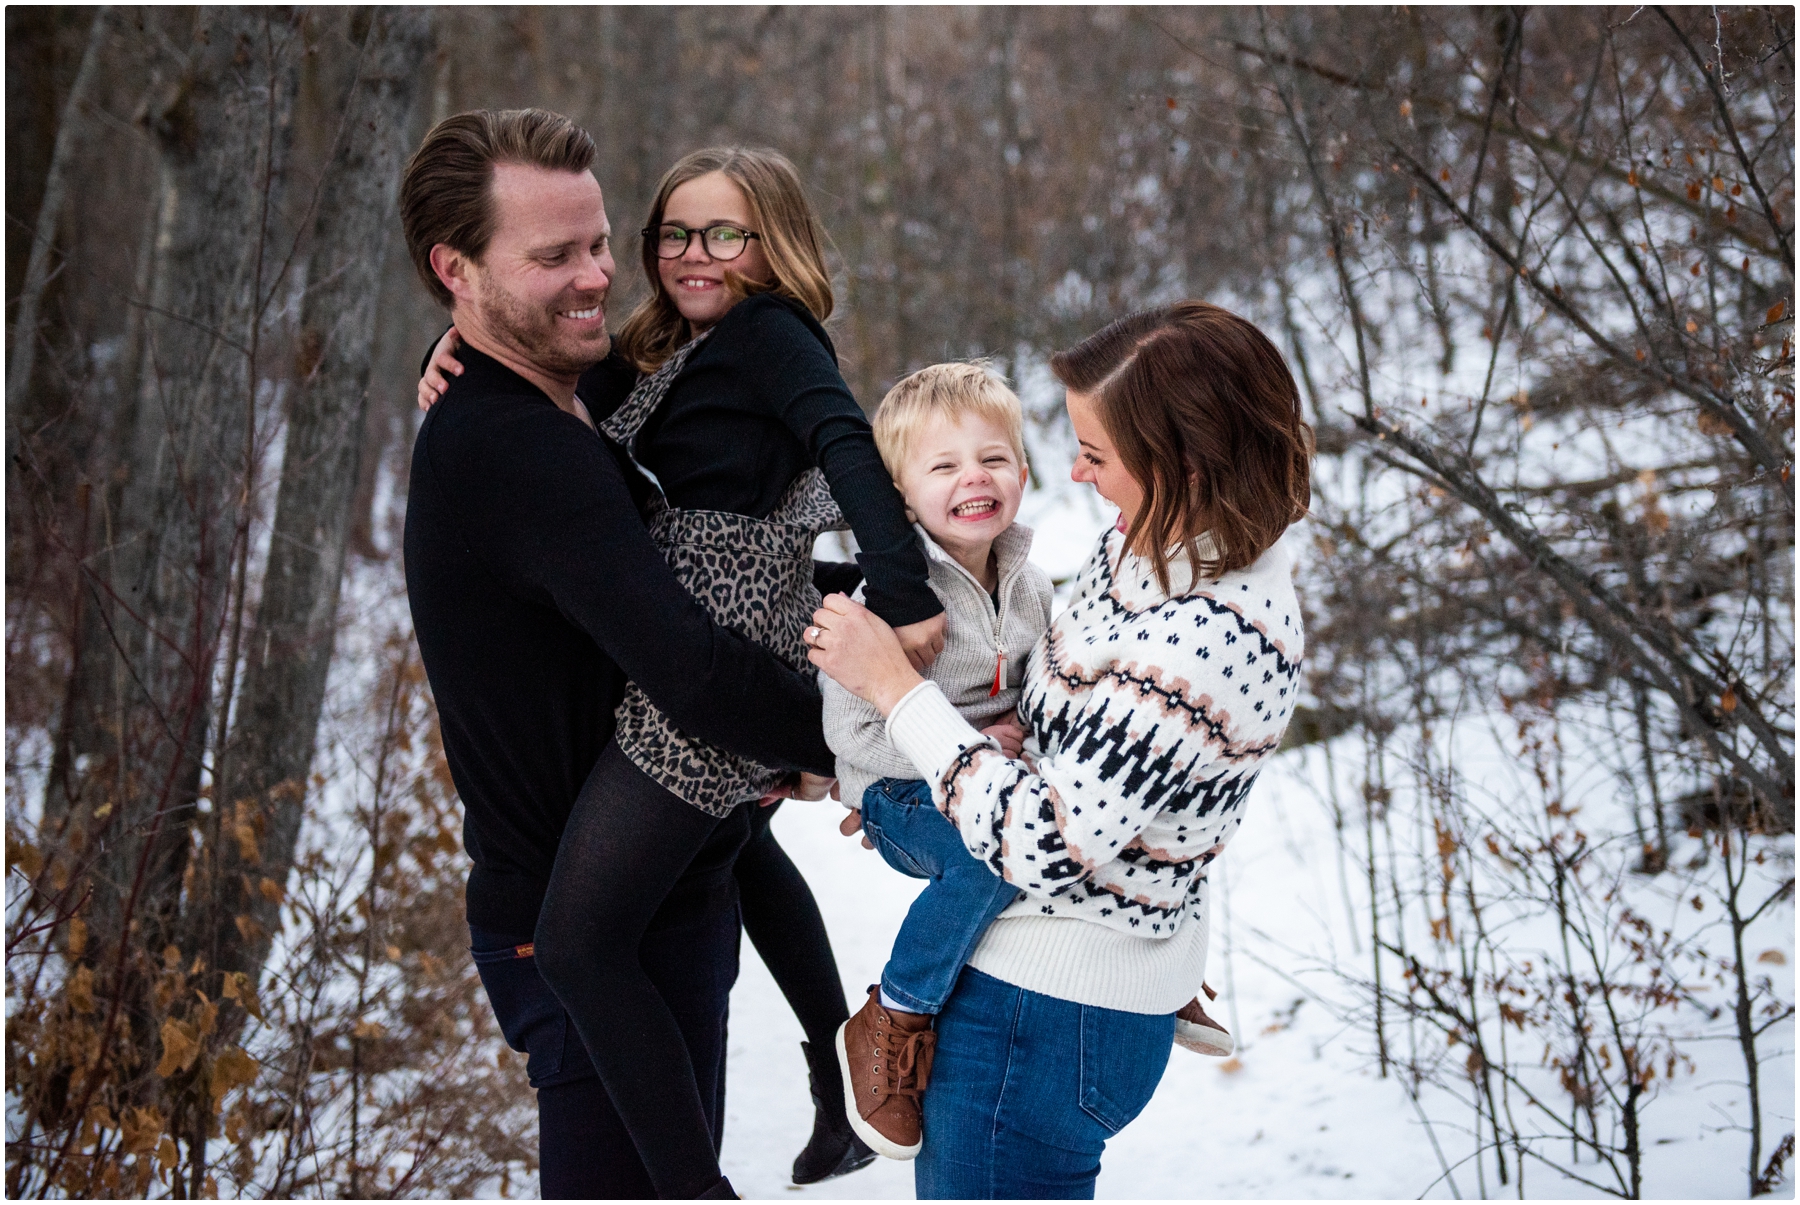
[
  {"xmin": 5, "ymin": 7, "xmax": 110, "ymax": 445},
  {"xmin": 56, "ymin": 6, "xmax": 301, "ymax": 986},
  {"xmin": 194, "ymin": 7, "xmax": 434, "ymax": 992}
]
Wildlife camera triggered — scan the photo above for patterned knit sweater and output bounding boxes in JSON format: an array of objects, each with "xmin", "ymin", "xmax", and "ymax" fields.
[{"xmin": 884, "ymin": 525, "xmax": 1303, "ymax": 1013}]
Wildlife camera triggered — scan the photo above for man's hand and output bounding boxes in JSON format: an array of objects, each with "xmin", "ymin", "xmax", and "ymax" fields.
[
  {"xmin": 892, "ymin": 612, "xmax": 948, "ymax": 672},
  {"xmin": 418, "ymin": 326, "xmax": 466, "ymax": 411},
  {"xmin": 979, "ymin": 713, "xmax": 1026, "ymax": 758},
  {"xmin": 839, "ymin": 808, "xmax": 875, "ymax": 850}
]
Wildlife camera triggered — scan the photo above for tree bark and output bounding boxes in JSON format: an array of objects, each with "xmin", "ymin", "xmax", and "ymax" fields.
[
  {"xmin": 5, "ymin": 7, "xmax": 110, "ymax": 444},
  {"xmin": 57, "ymin": 7, "xmax": 301, "ymax": 970},
  {"xmin": 193, "ymin": 6, "xmax": 434, "ymax": 989}
]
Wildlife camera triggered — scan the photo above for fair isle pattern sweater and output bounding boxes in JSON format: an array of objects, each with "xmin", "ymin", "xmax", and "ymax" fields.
[{"xmin": 884, "ymin": 525, "xmax": 1303, "ymax": 1013}]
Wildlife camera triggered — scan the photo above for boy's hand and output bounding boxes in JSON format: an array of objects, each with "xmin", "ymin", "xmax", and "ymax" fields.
[
  {"xmin": 417, "ymin": 326, "xmax": 465, "ymax": 411},
  {"xmin": 839, "ymin": 808, "xmax": 875, "ymax": 850},
  {"xmin": 892, "ymin": 613, "xmax": 948, "ymax": 672},
  {"xmin": 980, "ymin": 714, "xmax": 1026, "ymax": 758}
]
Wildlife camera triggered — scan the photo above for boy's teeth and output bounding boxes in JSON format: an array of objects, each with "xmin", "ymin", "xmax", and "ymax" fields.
[{"xmin": 952, "ymin": 500, "xmax": 997, "ymax": 516}]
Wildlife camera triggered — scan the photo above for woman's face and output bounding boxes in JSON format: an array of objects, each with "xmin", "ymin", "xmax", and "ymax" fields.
[
  {"xmin": 1065, "ymin": 387, "xmax": 1145, "ymax": 534},
  {"xmin": 656, "ymin": 171, "xmax": 773, "ymax": 335}
]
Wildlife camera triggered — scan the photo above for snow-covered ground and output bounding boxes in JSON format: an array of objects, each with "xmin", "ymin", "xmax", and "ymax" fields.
[{"xmin": 719, "ymin": 761, "xmax": 1794, "ymax": 1200}]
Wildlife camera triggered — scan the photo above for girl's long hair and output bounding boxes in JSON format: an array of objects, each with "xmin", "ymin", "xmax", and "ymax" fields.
[
  {"xmin": 1050, "ymin": 301, "xmax": 1314, "ymax": 593},
  {"xmin": 614, "ymin": 146, "xmax": 834, "ymax": 372}
]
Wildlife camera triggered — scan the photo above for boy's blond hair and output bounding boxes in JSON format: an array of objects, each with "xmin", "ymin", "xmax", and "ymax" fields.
[{"xmin": 871, "ymin": 361, "xmax": 1028, "ymax": 483}]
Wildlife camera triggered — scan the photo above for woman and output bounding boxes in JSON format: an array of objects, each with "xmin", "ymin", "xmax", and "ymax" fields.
[
  {"xmin": 422, "ymin": 147, "xmax": 931, "ymax": 1196},
  {"xmin": 804, "ymin": 301, "xmax": 1313, "ymax": 1199}
]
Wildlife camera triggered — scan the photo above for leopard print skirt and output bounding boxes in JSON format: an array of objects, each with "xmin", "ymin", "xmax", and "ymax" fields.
[{"xmin": 601, "ymin": 334, "xmax": 847, "ymax": 817}]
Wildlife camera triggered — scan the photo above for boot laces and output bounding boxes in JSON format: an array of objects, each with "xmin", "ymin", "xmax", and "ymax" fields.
[{"xmin": 883, "ymin": 1025, "xmax": 936, "ymax": 1100}]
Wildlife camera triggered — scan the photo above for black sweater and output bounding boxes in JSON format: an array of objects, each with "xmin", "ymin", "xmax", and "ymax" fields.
[
  {"xmin": 404, "ymin": 347, "xmax": 837, "ymax": 935},
  {"xmin": 585, "ymin": 294, "xmax": 941, "ymax": 626}
]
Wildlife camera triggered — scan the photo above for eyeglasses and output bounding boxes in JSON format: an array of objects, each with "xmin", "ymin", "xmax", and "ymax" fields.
[{"xmin": 645, "ymin": 223, "xmax": 762, "ymax": 261}]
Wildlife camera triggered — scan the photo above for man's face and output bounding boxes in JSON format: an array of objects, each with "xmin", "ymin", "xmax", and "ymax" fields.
[{"xmin": 463, "ymin": 163, "xmax": 616, "ymax": 377}]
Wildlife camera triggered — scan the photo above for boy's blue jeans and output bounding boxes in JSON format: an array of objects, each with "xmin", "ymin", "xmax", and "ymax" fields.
[{"xmin": 859, "ymin": 777, "xmax": 1023, "ymax": 1014}]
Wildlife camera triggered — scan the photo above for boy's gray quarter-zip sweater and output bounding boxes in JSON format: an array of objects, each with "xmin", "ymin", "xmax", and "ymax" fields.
[{"xmin": 823, "ymin": 521, "xmax": 1055, "ymax": 810}]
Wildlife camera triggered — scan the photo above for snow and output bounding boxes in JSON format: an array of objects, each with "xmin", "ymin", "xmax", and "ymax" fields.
[{"xmin": 720, "ymin": 755, "xmax": 1795, "ymax": 1200}]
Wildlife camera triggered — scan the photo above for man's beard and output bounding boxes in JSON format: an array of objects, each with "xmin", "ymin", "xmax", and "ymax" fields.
[{"xmin": 476, "ymin": 276, "xmax": 610, "ymax": 376}]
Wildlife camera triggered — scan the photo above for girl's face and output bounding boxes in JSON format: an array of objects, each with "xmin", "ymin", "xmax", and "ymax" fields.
[
  {"xmin": 1065, "ymin": 387, "xmax": 1146, "ymax": 535},
  {"xmin": 656, "ymin": 171, "xmax": 773, "ymax": 335}
]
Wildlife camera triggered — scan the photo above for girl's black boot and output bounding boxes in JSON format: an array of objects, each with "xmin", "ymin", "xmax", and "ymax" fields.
[{"xmin": 790, "ymin": 1040, "xmax": 876, "ymax": 1185}]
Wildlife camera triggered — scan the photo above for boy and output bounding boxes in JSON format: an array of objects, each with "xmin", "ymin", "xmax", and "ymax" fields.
[
  {"xmin": 821, "ymin": 361, "xmax": 1053, "ymax": 1160},
  {"xmin": 823, "ymin": 362, "xmax": 1234, "ymax": 1161}
]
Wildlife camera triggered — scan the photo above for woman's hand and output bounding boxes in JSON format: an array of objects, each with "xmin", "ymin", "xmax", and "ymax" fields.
[
  {"xmin": 979, "ymin": 713, "xmax": 1026, "ymax": 759},
  {"xmin": 417, "ymin": 326, "xmax": 466, "ymax": 411},
  {"xmin": 892, "ymin": 612, "xmax": 948, "ymax": 672},
  {"xmin": 804, "ymin": 594, "xmax": 924, "ymax": 716}
]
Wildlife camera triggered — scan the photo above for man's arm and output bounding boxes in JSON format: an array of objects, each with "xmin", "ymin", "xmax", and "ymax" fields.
[{"xmin": 437, "ymin": 392, "xmax": 835, "ymax": 773}]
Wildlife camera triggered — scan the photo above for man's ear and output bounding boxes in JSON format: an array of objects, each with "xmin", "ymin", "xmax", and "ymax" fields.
[{"xmin": 429, "ymin": 243, "xmax": 477, "ymax": 305}]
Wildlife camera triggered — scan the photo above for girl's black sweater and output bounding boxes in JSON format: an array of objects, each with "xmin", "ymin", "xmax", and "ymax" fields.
[{"xmin": 584, "ymin": 294, "xmax": 940, "ymax": 627}]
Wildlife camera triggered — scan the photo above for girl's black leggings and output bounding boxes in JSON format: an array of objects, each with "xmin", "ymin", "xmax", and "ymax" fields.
[
  {"xmin": 737, "ymin": 799, "xmax": 852, "ymax": 1101},
  {"xmin": 533, "ymin": 742, "xmax": 750, "ymax": 1199}
]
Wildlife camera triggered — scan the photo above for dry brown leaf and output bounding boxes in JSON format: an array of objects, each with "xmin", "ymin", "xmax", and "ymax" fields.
[
  {"xmin": 156, "ymin": 1018, "xmax": 199, "ymax": 1078},
  {"xmin": 209, "ymin": 1045, "xmax": 259, "ymax": 1103},
  {"xmin": 156, "ymin": 1135, "xmax": 178, "ymax": 1170},
  {"xmin": 221, "ymin": 971, "xmax": 264, "ymax": 1021},
  {"xmin": 120, "ymin": 1106, "xmax": 165, "ymax": 1155},
  {"xmin": 7, "ymin": 830, "xmax": 44, "ymax": 880},
  {"xmin": 1218, "ymin": 1056, "xmax": 1244, "ymax": 1074},
  {"xmin": 1769, "ymin": 300, "xmax": 1787, "ymax": 324},
  {"xmin": 68, "ymin": 964, "xmax": 97, "ymax": 1014},
  {"xmin": 67, "ymin": 915, "xmax": 87, "ymax": 957},
  {"xmin": 257, "ymin": 876, "xmax": 285, "ymax": 904},
  {"xmin": 1758, "ymin": 949, "xmax": 1787, "ymax": 964}
]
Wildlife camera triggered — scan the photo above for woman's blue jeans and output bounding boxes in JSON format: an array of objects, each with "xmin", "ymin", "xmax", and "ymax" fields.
[{"xmin": 916, "ymin": 967, "xmax": 1174, "ymax": 1200}]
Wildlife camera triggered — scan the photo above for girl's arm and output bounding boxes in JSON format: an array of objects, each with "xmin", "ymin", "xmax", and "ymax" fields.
[{"xmin": 742, "ymin": 300, "xmax": 945, "ymax": 660}]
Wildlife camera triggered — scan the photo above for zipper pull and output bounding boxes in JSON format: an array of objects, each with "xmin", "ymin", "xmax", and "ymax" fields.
[{"xmin": 990, "ymin": 650, "xmax": 1005, "ymax": 698}]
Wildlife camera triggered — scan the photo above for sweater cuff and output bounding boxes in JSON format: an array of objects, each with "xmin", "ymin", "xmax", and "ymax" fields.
[{"xmin": 885, "ymin": 683, "xmax": 992, "ymax": 784}]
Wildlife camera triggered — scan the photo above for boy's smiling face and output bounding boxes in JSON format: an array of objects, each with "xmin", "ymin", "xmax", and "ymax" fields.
[{"xmin": 895, "ymin": 412, "xmax": 1028, "ymax": 572}]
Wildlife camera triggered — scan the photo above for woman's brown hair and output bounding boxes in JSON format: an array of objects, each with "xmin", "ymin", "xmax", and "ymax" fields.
[
  {"xmin": 614, "ymin": 146, "xmax": 835, "ymax": 372},
  {"xmin": 1050, "ymin": 301, "xmax": 1313, "ymax": 592}
]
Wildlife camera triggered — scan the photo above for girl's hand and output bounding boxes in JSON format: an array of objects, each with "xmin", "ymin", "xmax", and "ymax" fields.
[
  {"xmin": 893, "ymin": 612, "xmax": 948, "ymax": 672},
  {"xmin": 979, "ymin": 714, "xmax": 1025, "ymax": 758},
  {"xmin": 804, "ymin": 594, "xmax": 923, "ymax": 716},
  {"xmin": 417, "ymin": 326, "xmax": 466, "ymax": 411}
]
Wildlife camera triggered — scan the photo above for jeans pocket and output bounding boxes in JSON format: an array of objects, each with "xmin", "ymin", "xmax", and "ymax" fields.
[
  {"xmin": 1076, "ymin": 1005, "xmax": 1174, "ymax": 1136},
  {"xmin": 471, "ymin": 939, "xmax": 568, "ymax": 1088}
]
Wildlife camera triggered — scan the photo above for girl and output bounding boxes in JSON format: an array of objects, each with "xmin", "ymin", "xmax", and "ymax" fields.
[{"xmin": 422, "ymin": 147, "xmax": 941, "ymax": 1196}]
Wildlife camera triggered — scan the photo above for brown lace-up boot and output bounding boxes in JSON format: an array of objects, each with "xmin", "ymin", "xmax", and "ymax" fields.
[
  {"xmin": 1173, "ymin": 982, "xmax": 1234, "ymax": 1056},
  {"xmin": 835, "ymin": 986, "xmax": 936, "ymax": 1160}
]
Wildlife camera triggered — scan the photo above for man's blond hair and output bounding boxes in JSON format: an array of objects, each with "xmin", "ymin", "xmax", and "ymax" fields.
[{"xmin": 872, "ymin": 361, "xmax": 1028, "ymax": 483}]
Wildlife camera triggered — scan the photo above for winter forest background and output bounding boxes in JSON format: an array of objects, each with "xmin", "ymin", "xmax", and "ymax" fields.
[{"xmin": 4, "ymin": 5, "xmax": 1793, "ymax": 1199}]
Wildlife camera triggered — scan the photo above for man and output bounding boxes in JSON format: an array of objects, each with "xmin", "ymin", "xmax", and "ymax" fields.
[{"xmin": 399, "ymin": 109, "xmax": 832, "ymax": 1199}]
